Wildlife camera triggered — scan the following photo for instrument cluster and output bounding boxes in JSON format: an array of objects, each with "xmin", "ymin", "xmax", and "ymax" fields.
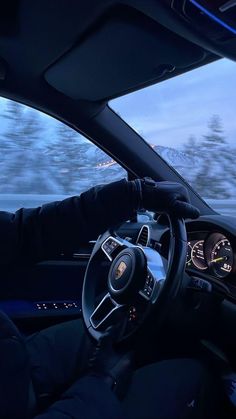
[{"xmin": 186, "ymin": 232, "xmax": 235, "ymax": 280}]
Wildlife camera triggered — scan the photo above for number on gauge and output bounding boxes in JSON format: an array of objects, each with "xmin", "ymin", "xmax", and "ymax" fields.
[
  {"xmin": 186, "ymin": 242, "xmax": 192, "ymax": 267},
  {"xmin": 210, "ymin": 238, "xmax": 233, "ymax": 278},
  {"xmin": 191, "ymin": 240, "xmax": 207, "ymax": 270}
]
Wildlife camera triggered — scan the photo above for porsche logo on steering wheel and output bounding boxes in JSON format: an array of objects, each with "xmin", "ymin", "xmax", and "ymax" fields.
[{"xmin": 115, "ymin": 261, "xmax": 127, "ymax": 279}]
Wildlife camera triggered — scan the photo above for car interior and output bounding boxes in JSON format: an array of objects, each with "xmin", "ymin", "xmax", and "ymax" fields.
[{"xmin": 0, "ymin": 0, "xmax": 236, "ymax": 416}]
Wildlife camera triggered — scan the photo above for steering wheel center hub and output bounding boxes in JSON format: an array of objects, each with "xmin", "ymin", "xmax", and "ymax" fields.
[{"xmin": 108, "ymin": 247, "xmax": 146, "ymax": 304}]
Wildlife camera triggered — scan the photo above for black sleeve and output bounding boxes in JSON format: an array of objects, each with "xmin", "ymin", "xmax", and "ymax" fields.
[
  {"xmin": 0, "ymin": 179, "xmax": 138, "ymax": 265},
  {"xmin": 34, "ymin": 376, "xmax": 123, "ymax": 419}
]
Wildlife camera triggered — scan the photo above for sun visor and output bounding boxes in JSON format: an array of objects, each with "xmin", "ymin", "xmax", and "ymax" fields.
[{"xmin": 45, "ymin": 8, "xmax": 206, "ymax": 101}]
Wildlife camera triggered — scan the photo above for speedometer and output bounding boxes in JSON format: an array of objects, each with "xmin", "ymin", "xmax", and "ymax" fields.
[
  {"xmin": 191, "ymin": 240, "xmax": 207, "ymax": 270},
  {"xmin": 210, "ymin": 238, "xmax": 233, "ymax": 278}
]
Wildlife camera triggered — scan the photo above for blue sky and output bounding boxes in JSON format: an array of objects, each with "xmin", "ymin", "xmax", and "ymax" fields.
[{"xmin": 111, "ymin": 58, "xmax": 236, "ymax": 149}]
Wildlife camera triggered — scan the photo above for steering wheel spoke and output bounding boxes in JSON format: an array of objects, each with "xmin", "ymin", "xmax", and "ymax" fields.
[
  {"xmin": 139, "ymin": 248, "xmax": 167, "ymax": 303},
  {"xmin": 90, "ymin": 293, "xmax": 124, "ymax": 331}
]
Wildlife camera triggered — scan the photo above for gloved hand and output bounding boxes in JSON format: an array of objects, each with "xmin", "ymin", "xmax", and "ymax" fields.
[
  {"xmin": 134, "ymin": 178, "xmax": 200, "ymax": 219},
  {"xmin": 88, "ymin": 328, "xmax": 133, "ymax": 394}
]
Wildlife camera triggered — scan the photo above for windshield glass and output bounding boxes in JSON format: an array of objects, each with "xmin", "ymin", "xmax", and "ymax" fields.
[{"xmin": 111, "ymin": 58, "xmax": 236, "ymax": 217}]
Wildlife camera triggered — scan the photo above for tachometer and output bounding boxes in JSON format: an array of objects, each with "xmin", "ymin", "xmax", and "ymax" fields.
[
  {"xmin": 210, "ymin": 238, "xmax": 233, "ymax": 278},
  {"xmin": 191, "ymin": 240, "xmax": 207, "ymax": 270}
]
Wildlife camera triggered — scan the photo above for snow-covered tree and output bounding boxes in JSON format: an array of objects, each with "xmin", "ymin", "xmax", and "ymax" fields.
[
  {"xmin": 182, "ymin": 115, "xmax": 236, "ymax": 199},
  {"xmin": 0, "ymin": 101, "xmax": 58, "ymax": 193},
  {"xmin": 45, "ymin": 122, "xmax": 95, "ymax": 194}
]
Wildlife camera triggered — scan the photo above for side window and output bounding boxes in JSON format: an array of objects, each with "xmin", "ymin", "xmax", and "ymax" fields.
[{"xmin": 0, "ymin": 98, "xmax": 126, "ymax": 211}]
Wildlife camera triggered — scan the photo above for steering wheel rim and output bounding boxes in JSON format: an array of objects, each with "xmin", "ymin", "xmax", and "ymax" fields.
[{"xmin": 82, "ymin": 215, "xmax": 187, "ymax": 342}]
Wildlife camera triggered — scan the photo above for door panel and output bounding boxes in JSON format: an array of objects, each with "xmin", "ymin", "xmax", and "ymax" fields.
[{"xmin": 0, "ymin": 247, "xmax": 91, "ymax": 331}]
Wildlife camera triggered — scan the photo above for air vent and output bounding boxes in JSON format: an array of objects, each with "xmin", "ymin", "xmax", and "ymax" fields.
[{"xmin": 136, "ymin": 225, "xmax": 150, "ymax": 246}]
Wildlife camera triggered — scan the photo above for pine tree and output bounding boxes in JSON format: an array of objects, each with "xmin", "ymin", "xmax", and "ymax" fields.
[
  {"xmin": 0, "ymin": 100, "xmax": 58, "ymax": 194},
  {"xmin": 182, "ymin": 135, "xmax": 198, "ymax": 157},
  {"xmin": 196, "ymin": 115, "xmax": 230, "ymax": 198},
  {"xmin": 17, "ymin": 109, "xmax": 58, "ymax": 194},
  {"xmin": 182, "ymin": 115, "xmax": 236, "ymax": 199},
  {"xmin": 202, "ymin": 114, "xmax": 226, "ymax": 148},
  {"xmin": 45, "ymin": 122, "xmax": 94, "ymax": 194},
  {"xmin": 0, "ymin": 101, "xmax": 24, "ymax": 189}
]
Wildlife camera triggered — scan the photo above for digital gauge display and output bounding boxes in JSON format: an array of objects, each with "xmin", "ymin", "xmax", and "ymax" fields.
[
  {"xmin": 210, "ymin": 238, "xmax": 233, "ymax": 278},
  {"xmin": 191, "ymin": 240, "xmax": 208, "ymax": 270},
  {"xmin": 186, "ymin": 232, "xmax": 234, "ymax": 279}
]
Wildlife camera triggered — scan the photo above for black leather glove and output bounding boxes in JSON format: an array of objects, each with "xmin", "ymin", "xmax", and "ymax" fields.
[
  {"xmin": 88, "ymin": 328, "xmax": 133, "ymax": 394},
  {"xmin": 133, "ymin": 178, "xmax": 200, "ymax": 219}
]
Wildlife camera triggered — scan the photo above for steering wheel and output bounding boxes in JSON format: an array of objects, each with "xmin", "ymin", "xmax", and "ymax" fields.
[{"xmin": 82, "ymin": 215, "xmax": 187, "ymax": 342}]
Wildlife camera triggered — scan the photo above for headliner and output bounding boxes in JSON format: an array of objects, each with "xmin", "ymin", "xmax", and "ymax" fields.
[
  {"xmin": 0, "ymin": 0, "xmax": 234, "ymax": 125},
  {"xmin": 0, "ymin": 0, "xmax": 225, "ymax": 108}
]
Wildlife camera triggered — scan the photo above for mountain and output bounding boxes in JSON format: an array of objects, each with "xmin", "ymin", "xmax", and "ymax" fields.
[
  {"xmin": 152, "ymin": 144, "xmax": 200, "ymax": 170},
  {"xmin": 94, "ymin": 141, "xmax": 236, "ymax": 200}
]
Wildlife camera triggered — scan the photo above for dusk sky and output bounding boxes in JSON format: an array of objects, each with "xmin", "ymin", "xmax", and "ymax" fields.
[
  {"xmin": 0, "ymin": 58, "xmax": 235, "ymax": 151},
  {"xmin": 111, "ymin": 58, "xmax": 236, "ymax": 149}
]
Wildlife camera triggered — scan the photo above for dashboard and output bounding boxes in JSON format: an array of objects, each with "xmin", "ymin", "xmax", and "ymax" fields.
[
  {"xmin": 132, "ymin": 215, "xmax": 236, "ymax": 299},
  {"xmin": 186, "ymin": 231, "xmax": 235, "ymax": 280}
]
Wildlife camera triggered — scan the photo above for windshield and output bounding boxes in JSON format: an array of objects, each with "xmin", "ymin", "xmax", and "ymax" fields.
[{"xmin": 111, "ymin": 58, "xmax": 236, "ymax": 217}]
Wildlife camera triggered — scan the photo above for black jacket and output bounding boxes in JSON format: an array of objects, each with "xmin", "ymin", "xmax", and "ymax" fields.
[
  {"xmin": 0, "ymin": 179, "xmax": 136, "ymax": 419},
  {"xmin": 0, "ymin": 179, "xmax": 137, "ymax": 264}
]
